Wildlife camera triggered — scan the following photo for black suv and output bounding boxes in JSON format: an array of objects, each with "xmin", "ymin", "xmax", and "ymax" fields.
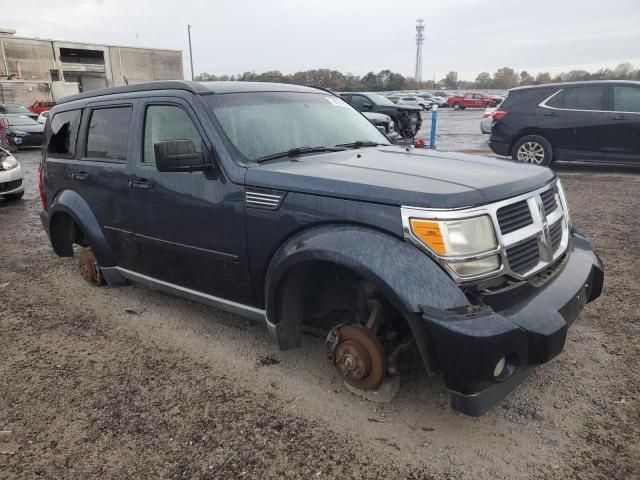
[
  {"xmin": 490, "ymin": 80, "xmax": 640, "ymax": 166},
  {"xmin": 339, "ymin": 92, "xmax": 422, "ymax": 138},
  {"xmin": 39, "ymin": 81, "xmax": 603, "ymax": 416}
]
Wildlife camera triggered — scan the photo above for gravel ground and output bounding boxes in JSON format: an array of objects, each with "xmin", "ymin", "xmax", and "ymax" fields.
[{"xmin": 1, "ymin": 138, "xmax": 638, "ymax": 479}]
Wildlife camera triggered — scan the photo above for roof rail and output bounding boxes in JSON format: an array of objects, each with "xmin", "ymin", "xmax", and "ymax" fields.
[
  {"xmin": 57, "ymin": 80, "xmax": 210, "ymax": 104},
  {"xmin": 308, "ymin": 85, "xmax": 340, "ymax": 97}
]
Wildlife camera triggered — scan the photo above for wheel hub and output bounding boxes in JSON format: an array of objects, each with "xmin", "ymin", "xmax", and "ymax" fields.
[{"xmin": 327, "ymin": 324, "xmax": 386, "ymax": 390}]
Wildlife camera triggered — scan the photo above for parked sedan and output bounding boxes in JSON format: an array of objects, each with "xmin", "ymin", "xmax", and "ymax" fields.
[
  {"xmin": 0, "ymin": 103, "xmax": 39, "ymax": 120},
  {"xmin": 396, "ymin": 95, "xmax": 432, "ymax": 110},
  {"xmin": 0, "ymin": 146, "xmax": 24, "ymax": 200},
  {"xmin": 0, "ymin": 115, "xmax": 45, "ymax": 150}
]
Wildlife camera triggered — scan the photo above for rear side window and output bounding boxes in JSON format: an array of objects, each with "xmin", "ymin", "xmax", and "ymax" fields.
[
  {"xmin": 143, "ymin": 105, "xmax": 203, "ymax": 164},
  {"xmin": 48, "ymin": 110, "xmax": 81, "ymax": 157},
  {"xmin": 546, "ymin": 86, "xmax": 607, "ymax": 111},
  {"xmin": 613, "ymin": 86, "xmax": 640, "ymax": 113},
  {"xmin": 85, "ymin": 106, "xmax": 132, "ymax": 161}
]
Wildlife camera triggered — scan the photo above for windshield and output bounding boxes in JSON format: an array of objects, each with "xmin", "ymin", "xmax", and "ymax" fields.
[
  {"xmin": 207, "ymin": 92, "xmax": 390, "ymax": 162},
  {"xmin": 5, "ymin": 105, "xmax": 30, "ymax": 114},
  {"xmin": 365, "ymin": 93, "xmax": 396, "ymax": 106},
  {"xmin": 4, "ymin": 115, "xmax": 38, "ymax": 126}
]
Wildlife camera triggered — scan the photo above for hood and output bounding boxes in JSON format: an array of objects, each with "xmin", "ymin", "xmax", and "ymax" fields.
[
  {"xmin": 245, "ymin": 147, "xmax": 554, "ymax": 209},
  {"xmin": 10, "ymin": 124, "xmax": 43, "ymax": 134}
]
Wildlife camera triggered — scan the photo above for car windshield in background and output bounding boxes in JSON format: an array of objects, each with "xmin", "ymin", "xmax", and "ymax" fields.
[
  {"xmin": 5, "ymin": 105, "xmax": 30, "ymax": 114},
  {"xmin": 365, "ymin": 93, "xmax": 397, "ymax": 106},
  {"xmin": 207, "ymin": 92, "xmax": 390, "ymax": 162},
  {"xmin": 3, "ymin": 115, "xmax": 38, "ymax": 126}
]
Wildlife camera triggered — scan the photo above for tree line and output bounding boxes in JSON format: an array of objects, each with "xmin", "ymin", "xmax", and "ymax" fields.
[{"xmin": 195, "ymin": 63, "xmax": 639, "ymax": 91}]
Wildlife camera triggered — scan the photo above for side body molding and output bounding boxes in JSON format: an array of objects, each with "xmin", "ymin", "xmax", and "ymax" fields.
[{"xmin": 264, "ymin": 225, "xmax": 470, "ymax": 353}]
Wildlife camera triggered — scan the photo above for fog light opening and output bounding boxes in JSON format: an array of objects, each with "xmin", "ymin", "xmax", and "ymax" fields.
[{"xmin": 493, "ymin": 356, "xmax": 506, "ymax": 378}]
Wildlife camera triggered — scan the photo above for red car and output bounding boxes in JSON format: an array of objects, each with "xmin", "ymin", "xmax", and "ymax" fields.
[
  {"xmin": 447, "ymin": 92, "xmax": 500, "ymax": 110},
  {"xmin": 29, "ymin": 101, "xmax": 56, "ymax": 115}
]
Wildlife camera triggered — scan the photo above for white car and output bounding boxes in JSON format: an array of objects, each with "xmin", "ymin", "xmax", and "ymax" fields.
[
  {"xmin": 37, "ymin": 110, "xmax": 50, "ymax": 124},
  {"xmin": 396, "ymin": 96, "xmax": 432, "ymax": 110},
  {"xmin": 481, "ymin": 107, "xmax": 497, "ymax": 134},
  {"xmin": 0, "ymin": 147, "xmax": 24, "ymax": 200}
]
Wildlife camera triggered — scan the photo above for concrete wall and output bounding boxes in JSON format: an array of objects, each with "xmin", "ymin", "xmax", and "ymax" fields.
[
  {"xmin": 0, "ymin": 36, "xmax": 55, "ymax": 80},
  {"xmin": 0, "ymin": 80, "xmax": 52, "ymax": 105},
  {"xmin": 0, "ymin": 33, "xmax": 183, "ymax": 103},
  {"xmin": 109, "ymin": 47, "xmax": 183, "ymax": 86}
]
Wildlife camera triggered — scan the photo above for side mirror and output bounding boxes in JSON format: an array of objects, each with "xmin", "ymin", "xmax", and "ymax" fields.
[
  {"xmin": 154, "ymin": 139, "xmax": 211, "ymax": 172},
  {"xmin": 361, "ymin": 102, "xmax": 372, "ymax": 110}
]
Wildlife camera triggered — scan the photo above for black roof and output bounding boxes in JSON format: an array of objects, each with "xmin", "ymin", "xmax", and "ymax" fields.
[
  {"xmin": 510, "ymin": 79, "xmax": 640, "ymax": 92},
  {"xmin": 57, "ymin": 80, "xmax": 325, "ymax": 104}
]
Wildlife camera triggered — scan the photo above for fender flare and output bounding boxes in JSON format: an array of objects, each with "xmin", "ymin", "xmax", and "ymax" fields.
[
  {"xmin": 47, "ymin": 189, "xmax": 117, "ymax": 267},
  {"xmin": 264, "ymin": 224, "xmax": 469, "ymax": 355}
]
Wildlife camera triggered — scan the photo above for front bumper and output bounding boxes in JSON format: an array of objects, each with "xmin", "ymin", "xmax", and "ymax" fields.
[
  {"xmin": 0, "ymin": 164, "xmax": 25, "ymax": 195},
  {"xmin": 421, "ymin": 232, "xmax": 603, "ymax": 416}
]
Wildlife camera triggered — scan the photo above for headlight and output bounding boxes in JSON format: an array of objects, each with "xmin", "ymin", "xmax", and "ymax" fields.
[
  {"xmin": 1, "ymin": 155, "xmax": 18, "ymax": 170},
  {"xmin": 12, "ymin": 130, "xmax": 28, "ymax": 137},
  {"xmin": 409, "ymin": 215, "xmax": 500, "ymax": 278}
]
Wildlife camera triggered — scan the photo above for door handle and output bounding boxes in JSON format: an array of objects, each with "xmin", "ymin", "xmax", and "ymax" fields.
[
  {"xmin": 128, "ymin": 178, "xmax": 153, "ymax": 190},
  {"xmin": 612, "ymin": 115, "xmax": 628, "ymax": 121},
  {"xmin": 70, "ymin": 171, "xmax": 88, "ymax": 181},
  {"xmin": 544, "ymin": 112, "xmax": 558, "ymax": 117}
]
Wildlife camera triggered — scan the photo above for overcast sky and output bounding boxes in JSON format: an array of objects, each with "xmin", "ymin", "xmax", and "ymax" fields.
[{"xmin": 4, "ymin": 0, "xmax": 640, "ymax": 80}]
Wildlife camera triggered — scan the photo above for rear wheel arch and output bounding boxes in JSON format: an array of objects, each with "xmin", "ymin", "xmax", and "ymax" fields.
[{"xmin": 49, "ymin": 210, "xmax": 87, "ymax": 257}]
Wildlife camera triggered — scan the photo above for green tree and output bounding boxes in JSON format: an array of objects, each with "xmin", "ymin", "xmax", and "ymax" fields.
[
  {"xmin": 474, "ymin": 72, "xmax": 492, "ymax": 89},
  {"xmin": 443, "ymin": 71, "xmax": 458, "ymax": 89},
  {"xmin": 519, "ymin": 71, "xmax": 534, "ymax": 86},
  {"xmin": 492, "ymin": 67, "xmax": 518, "ymax": 89},
  {"xmin": 535, "ymin": 72, "xmax": 552, "ymax": 84}
]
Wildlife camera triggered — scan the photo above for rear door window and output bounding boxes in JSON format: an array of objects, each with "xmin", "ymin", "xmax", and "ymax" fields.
[
  {"xmin": 85, "ymin": 106, "xmax": 132, "ymax": 161},
  {"xmin": 547, "ymin": 86, "xmax": 608, "ymax": 111},
  {"xmin": 613, "ymin": 86, "xmax": 640, "ymax": 113},
  {"xmin": 48, "ymin": 110, "xmax": 82, "ymax": 157}
]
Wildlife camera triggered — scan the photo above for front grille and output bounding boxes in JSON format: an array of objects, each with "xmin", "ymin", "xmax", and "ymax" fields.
[
  {"xmin": 497, "ymin": 200, "xmax": 533, "ymax": 234},
  {"xmin": 0, "ymin": 179, "xmax": 22, "ymax": 192},
  {"xmin": 540, "ymin": 189, "xmax": 557, "ymax": 214},
  {"xmin": 549, "ymin": 221, "xmax": 563, "ymax": 251},
  {"xmin": 506, "ymin": 237, "xmax": 540, "ymax": 275}
]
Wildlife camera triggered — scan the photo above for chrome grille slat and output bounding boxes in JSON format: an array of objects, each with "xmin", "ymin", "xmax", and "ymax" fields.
[
  {"xmin": 497, "ymin": 200, "xmax": 533, "ymax": 234},
  {"xmin": 540, "ymin": 189, "xmax": 558, "ymax": 214}
]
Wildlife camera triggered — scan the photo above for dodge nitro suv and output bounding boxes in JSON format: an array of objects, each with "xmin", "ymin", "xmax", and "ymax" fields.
[{"xmin": 38, "ymin": 81, "xmax": 603, "ymax": 416}]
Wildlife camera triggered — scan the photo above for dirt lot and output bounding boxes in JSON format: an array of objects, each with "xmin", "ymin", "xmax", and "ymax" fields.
[{"xmin": 1, "ymin": 141, "xmax": 639, "ymax": 479}]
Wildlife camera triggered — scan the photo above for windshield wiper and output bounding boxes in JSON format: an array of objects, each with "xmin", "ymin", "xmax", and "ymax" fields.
[
  {"xmin": 256, "ymin": 146, "xmax": 346, "ymax": 163},
  {"xmin": 335, "ymin": 140, "xmax": 387, "ymax": 149}
]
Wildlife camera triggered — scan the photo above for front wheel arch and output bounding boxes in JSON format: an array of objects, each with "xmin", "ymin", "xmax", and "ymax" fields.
[{"xmin": 263, "ymin": 225, "xmax": 469, "ymax": 367}]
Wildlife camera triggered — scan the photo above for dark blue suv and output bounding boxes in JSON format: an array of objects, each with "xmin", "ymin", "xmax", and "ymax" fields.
[{"xmin": 38, "ymin": 81, "xmax": 603, "ymax": 416}]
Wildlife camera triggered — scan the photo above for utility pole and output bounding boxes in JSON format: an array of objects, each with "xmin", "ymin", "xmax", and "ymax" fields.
[
  {"xmin": 187, "ymin": 24, "xmax": 194, "ymax": 80},
  {"xmin": 414, "ymin": 19, "xmax": 425, "ymax": 83}
]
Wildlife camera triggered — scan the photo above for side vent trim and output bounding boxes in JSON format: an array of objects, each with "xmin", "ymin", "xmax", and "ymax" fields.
[{"xmin": 245, "ymin": 188, "xmax": 285, "ymax": 210}]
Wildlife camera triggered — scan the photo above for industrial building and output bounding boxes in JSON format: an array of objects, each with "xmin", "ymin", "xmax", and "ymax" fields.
[{"xmin": 0, "ymin": 28, "xmax": 184, "ymax": 106}]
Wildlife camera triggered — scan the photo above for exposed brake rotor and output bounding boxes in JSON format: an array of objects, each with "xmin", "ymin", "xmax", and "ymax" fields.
[
  {"xmin": 79, "ymin": 248, "xmax": 103, "ymax": 286},
  {"xmin": 326, "ymin": 299, "xmax": 387, "ymax": 390}
]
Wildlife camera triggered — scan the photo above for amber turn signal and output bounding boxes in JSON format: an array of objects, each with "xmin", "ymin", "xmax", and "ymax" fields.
[{"xmin": 410, "ymin": 219, "xmax": 446, "ymax": 255}]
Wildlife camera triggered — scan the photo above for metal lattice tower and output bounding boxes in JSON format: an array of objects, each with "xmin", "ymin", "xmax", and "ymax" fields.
[{"xmin": 414, "ymin": 19, "xmax": 425, "ymax": 82}]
